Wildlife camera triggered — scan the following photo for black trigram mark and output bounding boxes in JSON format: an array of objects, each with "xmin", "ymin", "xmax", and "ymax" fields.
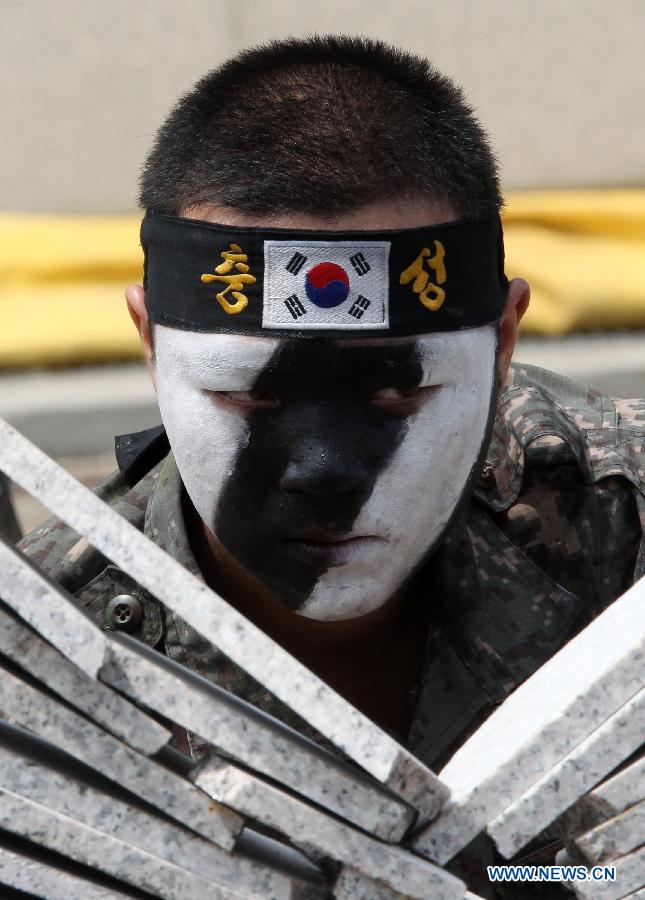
[
  {"xmin": 284, "ymin": 294, "xmax": 307, "ymax": 319},
  {"xmin": 348, "ymin": 295, "xmax": 371, "ymax": 320},
  {"xmin": 350, "ymin": 252, "xmax": 370, "ymax": 276},
  {"xmin": 286, "ymin": 252, "xmax": 308, "ymax": 276}
]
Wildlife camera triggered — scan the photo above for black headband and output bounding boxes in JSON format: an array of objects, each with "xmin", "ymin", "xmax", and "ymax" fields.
[{"xmin": 141, "ymin": 212, "xmax": 508, "ymax": 337}]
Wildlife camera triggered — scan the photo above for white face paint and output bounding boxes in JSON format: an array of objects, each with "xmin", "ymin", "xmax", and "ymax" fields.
[
  {"xmin": 154, "ymin": 326, "xmax": 279, "ymax": 541},
  {"xmin": 154, "ymin": 324, "xmax": 497, "ymax": 621},
  {"xmin": 298, "ymin": 328, "xmax": 497, "ymax": 619}
]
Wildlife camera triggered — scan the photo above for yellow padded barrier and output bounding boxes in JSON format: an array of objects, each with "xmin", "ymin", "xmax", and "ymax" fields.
[
  {"xmin": 1, "ymin": 191, "xmax": 645, "ymax": 367},
  {"xmin": 503, "ymin": 190, "xmax": 645, "ymax": 334}
]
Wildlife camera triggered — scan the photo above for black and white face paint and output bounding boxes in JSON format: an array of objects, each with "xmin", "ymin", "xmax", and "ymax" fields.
[{"xmin": 155, "ymin": 324, "xmax": 497, "ymax": 621}]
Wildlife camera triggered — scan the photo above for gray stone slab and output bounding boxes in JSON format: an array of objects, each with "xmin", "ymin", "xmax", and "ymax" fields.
[
  {"xmin": 0, "ymin": 786, "xmax": 245, "ymax": 900},
  {"xmin": 0, "ymin": 602, "xmax": 170, "ymax": 756},
  {"xmin": 333, "ymin": 873, "xmax": 482, "ymax": 900},
  {"xmin": 413, "ymin": 579, "xmax": 645, "ymax": 864},
  {"xmin": 591, "ymin": 757, "xmax": 645, "ymax": 818},
  {"xmin": 334, "ymin": 866, "xmax": 407, "ymax": 899},
  {"xmin": 0, "ymin": 844, "xmax": 141, "ymax": 900},
  {"xmin": 0, "ymin": 661, "xmax": 243, "ymax": 851},
  {"xmin": 567, "ymin": 846, "xmax": 645, "ymax": 899},
  {"xmin": 0, "ymin": 739, "xmax": 294, "ymax": 899},
  {"xmin": 488, "ymin": 688, "xmax": 645, "ymax": 857},
  {"xmin": 102, "ymin": 632, "xmax": 416, "ymax": 842},
  {"xmin": 574, "ymin": 800, "xmax": 645, "ymax": 865},
  {"xmin": 619, "ymin": 890, "xmax": 645, "ymax": 899},
  {"xmin": 0, "ymin": 419, "xmax": 448, "ymax": 819},
  {"xmin": 0, "ymin": 531, "xmax": 106, "ymax": 678},
  {"xmin": 193, "ymin": 757, "xmax": 465, "ymax": 900},
  {"xmin": 0, "ymin": 529, "xmax": 413, "ymax": 843}
]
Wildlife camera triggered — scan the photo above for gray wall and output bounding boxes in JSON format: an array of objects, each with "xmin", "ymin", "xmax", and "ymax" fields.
[{"xmin": 2, "ymin": 0, "xmax": 643, "ymax": 213}]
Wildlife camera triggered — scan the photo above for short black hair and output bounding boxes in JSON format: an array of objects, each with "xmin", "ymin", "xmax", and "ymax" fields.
[{"xmin": 140, "ymin": 35, "xmax": 502, "ymax": 220}]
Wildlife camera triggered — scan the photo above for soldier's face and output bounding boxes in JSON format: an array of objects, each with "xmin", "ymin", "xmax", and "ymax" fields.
[{"xmin": 154, "ymin": 324, "xmax": 497, "ymax": 620}]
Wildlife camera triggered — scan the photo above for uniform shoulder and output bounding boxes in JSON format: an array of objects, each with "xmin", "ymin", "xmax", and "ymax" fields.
[
  {"xmin": 508, "ymin": 362, "xmax": 645, "ymax": 432},
  {"xmin": 479, "ymin": 364, "xmax": 645, "ymax": 511}
]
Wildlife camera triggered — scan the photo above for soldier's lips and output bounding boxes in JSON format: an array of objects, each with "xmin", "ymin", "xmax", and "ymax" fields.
[{"xmin": 283, "ymin": 533, "xmax": 385, "ymax": 566}]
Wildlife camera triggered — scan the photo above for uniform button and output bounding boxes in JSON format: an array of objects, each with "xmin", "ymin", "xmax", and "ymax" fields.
[{"xmin": 105, "ymin": 595, "xmax": 143, "ymax": 633}]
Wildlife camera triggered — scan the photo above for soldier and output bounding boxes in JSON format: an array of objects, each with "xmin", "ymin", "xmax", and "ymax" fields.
[{"xmin": 19, "ymin": 36, "xmax": 645, "ymax": 897}]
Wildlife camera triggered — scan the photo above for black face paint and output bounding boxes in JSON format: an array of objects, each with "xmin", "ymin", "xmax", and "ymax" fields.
[{"xmin": 214, "ymin": 339, "xmax": 423, "ymax": 609}]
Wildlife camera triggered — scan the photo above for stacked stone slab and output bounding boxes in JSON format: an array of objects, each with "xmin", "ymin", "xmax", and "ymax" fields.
[
  {"xmin": 412, "ymin": 573, "xmax": 645, "ymax": 868},
  {"xmin": 0, "ymin": 416, "xmax": 641, "ymax": 899},
  {"xmin": 0, "ymin": 419, "xmax": 448, "ymax": 819},
  {"xmin": 554, "ymin": 756, "xmax": 645, "ymax": 900},
  {"xmin": 0, "ymin": 418, "xmax": 463, "ymax": 898}
]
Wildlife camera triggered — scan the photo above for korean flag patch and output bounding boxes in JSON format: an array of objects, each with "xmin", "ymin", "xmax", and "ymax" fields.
[{"xmin": 262, "ymin": 241, "xmax": 390, "ymax": 330}]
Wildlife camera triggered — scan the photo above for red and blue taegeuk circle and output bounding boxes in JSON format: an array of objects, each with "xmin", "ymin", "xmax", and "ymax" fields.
[{"xmin": 304, "ymin": 262, "xmax": 350, "ymax": 308}]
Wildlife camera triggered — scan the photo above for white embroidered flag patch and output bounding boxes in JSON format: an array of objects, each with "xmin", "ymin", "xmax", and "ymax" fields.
[{"xmin": 262, "ymin": 241, "xmax": 390, "ymax": 330}]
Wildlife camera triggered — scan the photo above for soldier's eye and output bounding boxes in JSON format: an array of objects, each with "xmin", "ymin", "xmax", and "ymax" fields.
[
  {"xmin": 209, "ymin": 390, "xmax": 280, "ymax": 409},
  {"xmin": 371, "ymin": 386, "xmax": 439, "ymax": 407}
]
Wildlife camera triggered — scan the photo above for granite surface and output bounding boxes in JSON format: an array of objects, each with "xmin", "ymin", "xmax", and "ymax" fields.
[
  {"xmin": 413, "ymin": 579, "xmax": 645, "ymax": 864},
  {"xmin": 0, "ymin": 661, "xmax": 242, "ymax": 850},
  {"xmin": 590, "ymin": 757, "xmax": 645, "ymax": 817},
  {"xmin": 0, "ymin": 843, "xmax": 142, "ymax": 899},
  {"xmin": 0, "ymin": 786, "xmax": 243, "ymax": 900},
  {"xmin": 574, "ymin": 800, "xmax": 645, "ymax": 864},
  {"xmin": 102, "ymin": 633, "xmax": 415, "ymax": 841},
  {"xmin": 488, "ymin": 688, "xmax": 645, "ymax": 857},
  {"xmin": 334, "ymin": 866, "xmax": 406, "ymax": 898},
  {"xmin": 0, "ymin": 532, "xmax": 106, "ymax": 678},
  {"xmin": 0, "ymin": 603, "xmax": 170, "ymax": 755},
  {"xmin": 0, "ymin": 740, "xmax": 293, "ymax": 899},
  {"xmin": 567, "ymin": 846, "xmax": 645, "ymax": 899},
  {"xmin": 0, "ymin": 418, "xmax": 449, "ymax": 819},
  {"xmin": 193, "ymin": 756, "xmax": 464, "ymax": 900}
]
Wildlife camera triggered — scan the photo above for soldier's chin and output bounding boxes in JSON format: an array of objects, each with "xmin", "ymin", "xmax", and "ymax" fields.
[{"xmin": 295, "ymin": 589, "xmax": 390, "ymax": 622}]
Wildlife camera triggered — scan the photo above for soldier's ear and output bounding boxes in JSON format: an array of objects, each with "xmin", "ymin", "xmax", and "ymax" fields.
[
  {"xmin": 497, "ymin": 277, "xmax": 530, "ymax": 386},
  {"xmin": 125, "ymin": 284, "xmax": 156, "ymax": 388}
]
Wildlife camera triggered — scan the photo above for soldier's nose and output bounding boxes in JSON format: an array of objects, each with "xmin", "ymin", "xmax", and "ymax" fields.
[{"xmin": 280, "ymin": 441, "xmax": 370, "ymax": 497}]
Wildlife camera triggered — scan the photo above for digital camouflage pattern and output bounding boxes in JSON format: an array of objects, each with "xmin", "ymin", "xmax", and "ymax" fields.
[{"xmin": 17, "ymin": 362, "xmax": 645, "ymax": 898}]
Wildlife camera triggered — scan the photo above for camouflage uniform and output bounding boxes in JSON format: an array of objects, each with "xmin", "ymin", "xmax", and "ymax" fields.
[{"xmin": 18, "ymin": 363, "xmax": 645, "ymax": 898}]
